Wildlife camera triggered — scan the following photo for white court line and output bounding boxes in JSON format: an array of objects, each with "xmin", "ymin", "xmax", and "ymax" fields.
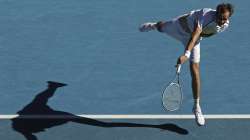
[{"xmin": 1, "ymin": 114, "xmax": 250, "ymax": 119}]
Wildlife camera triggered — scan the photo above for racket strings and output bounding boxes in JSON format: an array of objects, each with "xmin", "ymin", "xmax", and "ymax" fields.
[{"xmin": 162, "ymin": 83, "xmax": 182, "ymax": 111}]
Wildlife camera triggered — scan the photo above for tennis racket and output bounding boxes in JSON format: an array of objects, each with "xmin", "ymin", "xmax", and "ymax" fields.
[{"xmin": 162, "ymin": 64, "xmax": 183, "ymax": 111}]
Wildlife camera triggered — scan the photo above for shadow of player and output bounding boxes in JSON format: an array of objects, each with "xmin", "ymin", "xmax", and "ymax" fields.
[{"xmin": 11, "ymin": 81, "xmax": 188, "ymax": 140}]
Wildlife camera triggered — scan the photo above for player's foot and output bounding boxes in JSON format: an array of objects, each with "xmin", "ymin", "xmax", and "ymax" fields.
[
  {"xmin": 47, "ymin": 81, "xmax": 67, "ymax": 88},
  {"xmin": 193, "ymin": 106, "xmax": 205, "ymax": 126},
  {"xmin": 139, "ymin": 22, "xmax": 157, "ymax": 32}
]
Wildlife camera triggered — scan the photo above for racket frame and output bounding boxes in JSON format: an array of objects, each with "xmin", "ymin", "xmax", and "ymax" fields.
[{"xmin": 162, "ymin": 65, "xmax": 183, "ymax": 111}]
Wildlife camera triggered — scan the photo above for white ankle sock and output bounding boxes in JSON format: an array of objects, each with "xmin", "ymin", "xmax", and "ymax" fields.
[{"xmin": 194, "ymin": 99, "xmax": 200, "ymax": 108}]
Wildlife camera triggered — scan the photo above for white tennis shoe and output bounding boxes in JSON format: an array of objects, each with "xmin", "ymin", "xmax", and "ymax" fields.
[
  {"xmin": 193, "ymin": 106, "xmax": 205, "ymax": 126},
  {"xmin": 139, "ymin": 22, "xmax": 157, "ymax": 32}
]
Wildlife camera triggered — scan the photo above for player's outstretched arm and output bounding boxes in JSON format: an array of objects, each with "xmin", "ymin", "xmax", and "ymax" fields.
[{"xmin": 177, "ymin": 21, "xmax": 202, "ymax": 65}]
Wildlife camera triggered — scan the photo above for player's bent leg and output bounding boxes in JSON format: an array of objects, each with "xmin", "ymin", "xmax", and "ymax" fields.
[{"xmin": 156, "ymin": 21, "xmax": 166, "ymax": 32}]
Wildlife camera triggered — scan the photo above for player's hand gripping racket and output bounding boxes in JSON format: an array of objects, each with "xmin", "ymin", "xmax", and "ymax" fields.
[{"xmin": 162, "ymin": 64, "xmax": 183, "ymax": 111}]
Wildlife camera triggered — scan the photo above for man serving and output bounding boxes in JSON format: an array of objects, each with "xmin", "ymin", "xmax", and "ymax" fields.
[{"xmin": 139, "ymin": 3, "xmax": 234, "ymax": 126}]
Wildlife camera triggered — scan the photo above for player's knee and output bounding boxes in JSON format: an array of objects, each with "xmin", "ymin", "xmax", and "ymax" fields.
[
  {"xmin": 190, "ymin": 63, "xmax": 200, "ymax": 76},
  {"xmin": 156, "ymin": 21, "xmax": 165, "ymax": 32}
]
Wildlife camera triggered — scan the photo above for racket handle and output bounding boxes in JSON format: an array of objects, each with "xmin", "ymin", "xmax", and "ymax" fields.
[{"xmin": 176, "ymin": 64, "xmax": 181, "ymax": 74}]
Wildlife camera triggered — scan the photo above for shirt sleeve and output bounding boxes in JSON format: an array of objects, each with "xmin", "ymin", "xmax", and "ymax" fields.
[{"xmin": 196, "ymin": 9, "xmax": 206, "ymax": 29}]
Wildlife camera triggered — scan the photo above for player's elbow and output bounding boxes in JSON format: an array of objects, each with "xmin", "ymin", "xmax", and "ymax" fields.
[
  {"xmin": 194, "ymin": 26, "xmax": 202, "ymax": 34},
  {"xmin": 191, "ymin": 28, "xmax": 202, "ymax": 41}
]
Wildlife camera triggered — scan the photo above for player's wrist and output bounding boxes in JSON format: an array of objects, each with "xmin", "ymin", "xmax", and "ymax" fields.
[{"xmin": 184, "ymin": 50, "xmax": 191, "ymax": 59}]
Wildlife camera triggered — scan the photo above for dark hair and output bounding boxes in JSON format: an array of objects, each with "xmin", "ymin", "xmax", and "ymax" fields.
[{"xmin": 216, "ymin": 3, "xmax": 234, "ymax": 17}]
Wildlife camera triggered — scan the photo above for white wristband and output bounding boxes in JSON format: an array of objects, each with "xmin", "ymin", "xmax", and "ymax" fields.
[{"xmin": 184, "ymin": 50, "xmax": 191, "ymax": 58}]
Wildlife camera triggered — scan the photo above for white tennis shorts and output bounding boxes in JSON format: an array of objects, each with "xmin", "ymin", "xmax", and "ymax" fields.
[{"xmin": 161, "ymin": 19, "xmax": 201, "ymax": 63}]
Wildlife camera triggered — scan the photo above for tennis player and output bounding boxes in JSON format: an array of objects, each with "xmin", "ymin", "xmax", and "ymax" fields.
[{"xmin": 139, "ymin": 3, "xmax": 234, "ymax": 126}]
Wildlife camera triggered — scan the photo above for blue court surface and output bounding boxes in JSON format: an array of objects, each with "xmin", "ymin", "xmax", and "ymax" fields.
[{"xmin": 0, "ymin": 0, "xmax": 250, "ymax": 139}]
